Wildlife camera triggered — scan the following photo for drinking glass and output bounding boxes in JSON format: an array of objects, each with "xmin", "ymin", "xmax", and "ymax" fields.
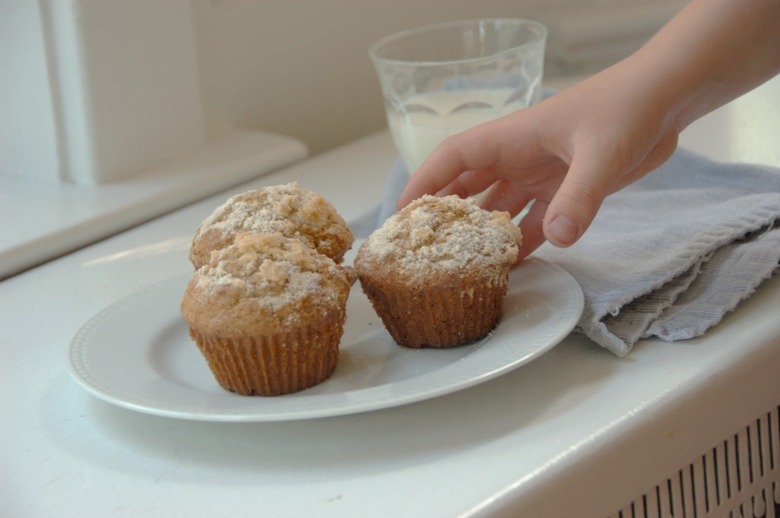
[{"xmin": 370, "ymin": 18, "xmax": 547, "ymax": 174}]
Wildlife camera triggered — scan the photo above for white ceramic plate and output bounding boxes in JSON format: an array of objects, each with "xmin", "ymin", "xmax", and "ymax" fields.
[{"xmin": 68, "ymin": 257, "xmax": 583, "ymax": 422}]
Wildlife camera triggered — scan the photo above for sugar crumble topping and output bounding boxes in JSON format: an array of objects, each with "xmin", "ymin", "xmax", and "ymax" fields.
[
  {"xmin": 364, "ymin": 195, "xmax": 521, "ymax": 275},
  {"xmin": 194, "ymin": 233, "xmax": 348, "ymax": 313}
]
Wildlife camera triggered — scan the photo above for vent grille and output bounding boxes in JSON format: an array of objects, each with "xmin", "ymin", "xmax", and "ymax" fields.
[{"xmin": 609, "ymin": 406, "xmax": 780, "ymax": 518}]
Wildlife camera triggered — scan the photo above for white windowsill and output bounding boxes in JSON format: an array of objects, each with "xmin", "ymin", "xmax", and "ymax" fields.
[{"xmin": 0, "ymin": 130, "xmax": 307, "ymax": 279}]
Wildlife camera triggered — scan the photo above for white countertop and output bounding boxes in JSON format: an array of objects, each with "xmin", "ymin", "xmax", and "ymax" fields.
[{"xmin": 2, "ymin": 76, "xmax": 779, "ymax": 517}]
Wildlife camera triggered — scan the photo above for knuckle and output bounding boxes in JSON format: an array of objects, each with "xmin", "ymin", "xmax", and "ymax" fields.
[{"xmin": 562, "ymin": 179, "xmax": 605, "ymax": 213}]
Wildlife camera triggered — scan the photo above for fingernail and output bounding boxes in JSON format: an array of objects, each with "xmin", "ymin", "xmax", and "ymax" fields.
[{"xmin": 547, "ymin": 214, "xmax": 579, "ymax": 246}]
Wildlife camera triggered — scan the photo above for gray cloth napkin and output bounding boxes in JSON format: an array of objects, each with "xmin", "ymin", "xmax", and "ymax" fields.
[
  {"xmin": 351, "ymin": 149, "xmax": 780, "ymax": 357},
  {"xmin": 351, "ymin": 159, "xmax": 410, "ymax": 239}
]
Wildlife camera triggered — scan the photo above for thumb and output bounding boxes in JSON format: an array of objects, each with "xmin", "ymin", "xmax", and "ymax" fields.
[{"xmin": 543, "ymin": 153, "xmax": 611, "ymax": 248}]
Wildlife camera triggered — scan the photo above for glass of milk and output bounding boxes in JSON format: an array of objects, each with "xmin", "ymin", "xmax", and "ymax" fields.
[{"xmin": 370, "ymin": 19, "xmax": 547, "ymax": 174}]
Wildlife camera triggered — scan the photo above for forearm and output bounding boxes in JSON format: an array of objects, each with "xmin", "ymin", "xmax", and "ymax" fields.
[{"xmin": 629, "ymin": 0, "xmax": 780, "ymax": 131}]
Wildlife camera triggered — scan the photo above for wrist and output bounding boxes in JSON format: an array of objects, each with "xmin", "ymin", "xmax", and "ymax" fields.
[{"xmin": 630, "ymin": 0, "xmax": 780, "ymax": 132}]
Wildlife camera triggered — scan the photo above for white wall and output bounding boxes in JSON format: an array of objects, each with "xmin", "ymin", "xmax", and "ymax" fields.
[
  {"xmin": 0, "ymin": 0, "xmax": 61, "ymax": 182},
  {"xmin": 0, "ymin": 0, "xmax": 685, "ymax": 184},
  {"xmin": 191, "ymin": 0, "xmax": 685, "ymax": 156}
]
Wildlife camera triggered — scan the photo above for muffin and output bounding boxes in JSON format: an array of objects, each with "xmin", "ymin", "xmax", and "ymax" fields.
[
  {"xmin": 189, "ymin": 182, "xmax": 354, "ymax": 269},
  {"xmin": 354, "ymin": 195, "xmax": 521, "ymax": 348},
  {"xmin": 180, "ymin": 232, "xmax": 356, "ymax": 396}
]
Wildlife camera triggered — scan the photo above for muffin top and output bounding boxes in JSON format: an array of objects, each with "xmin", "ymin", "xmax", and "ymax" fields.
[
  {"xmin": 189, "ymin": 182, "xmax": 354, "ymax": 269},
  {"xmin": 181, "ymin": 232, "xmax": 355, "ymax": 337},
  {"xmin": 356, "ymin": 195, "xmax": 521, "ymax": 282}
]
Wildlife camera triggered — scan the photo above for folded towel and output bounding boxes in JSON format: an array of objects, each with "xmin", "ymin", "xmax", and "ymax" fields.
[
  {"xmin": 536, "ymin": 148, "xmax": 780, "ymax": 356},
  {"xmin": 352, "ymin": 148, "xmax": 780, "ymax": 357}
]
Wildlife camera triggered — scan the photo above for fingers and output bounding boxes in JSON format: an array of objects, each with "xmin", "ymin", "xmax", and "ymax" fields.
[
  {"xmin": 541, "ymin": 131, "xmax": 680, "ymax": 248},
  {"xmin": 436, "ymin": 168, "xmax": 498, "ymax": 199},
  {"xmin": 396, "ymin": 128, "xmax": 498, "ymax": 209},
  {"xmin": 516, "ymin": 199, "xmax": 550, "ymax": 261},
  {"xmin": 396, "ymin": 103, "xmax": 553, "ymax": 208},
  {"xmin": 477, "ymin": 179, "xmax": 528, "ymax": 214},
  {"xmin": 542, "ymin": 149, "xmax": 611, "ymax": 248}
]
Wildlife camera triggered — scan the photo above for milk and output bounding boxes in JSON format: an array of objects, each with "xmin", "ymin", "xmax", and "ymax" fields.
[{"xmin": 386, "ymin": 88, "xmax": 527, "ymax": 174}]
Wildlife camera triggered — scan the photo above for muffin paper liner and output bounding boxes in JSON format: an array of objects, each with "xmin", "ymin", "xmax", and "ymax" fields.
[
  {"xmin": 189, "ymin": 320, "xmax": 342, "ymax": 396},
  {"xmin": 360, "ymin": 274, "xmax": 508, "ymax": 348}
]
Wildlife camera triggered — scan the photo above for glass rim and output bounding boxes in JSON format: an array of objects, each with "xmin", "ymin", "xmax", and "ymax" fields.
[{"xmin": 368, "ymin": 18, "xmax": 547, "ymax": 67}]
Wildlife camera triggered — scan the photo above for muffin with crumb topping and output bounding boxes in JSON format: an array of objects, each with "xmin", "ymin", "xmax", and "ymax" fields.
[
  {"xmin": 189, "ymin": 182, "xmax": 354, "ymax": 269},
  {"xmin": 181, "ymin": 232, "xmax": 355, "ymax": 396},
  {"xmin": 354, "ymin": 195, "xmax": 521, "ymax": 348}
]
